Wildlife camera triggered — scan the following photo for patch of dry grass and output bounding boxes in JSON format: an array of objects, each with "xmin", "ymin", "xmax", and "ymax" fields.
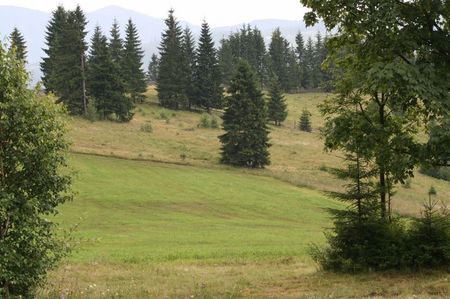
[{"xmin": 39, "ymin": 260, "xmax": 449, "ymax": 298}]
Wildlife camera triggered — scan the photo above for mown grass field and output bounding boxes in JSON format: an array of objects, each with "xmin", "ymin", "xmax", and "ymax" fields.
[
  {"xmin": 69, "ymin": 87, "xmax": 450, "ymax": 215},
  {"xmin": 38, "ymin": 88, "xmax": 450, "ymax": 298}
]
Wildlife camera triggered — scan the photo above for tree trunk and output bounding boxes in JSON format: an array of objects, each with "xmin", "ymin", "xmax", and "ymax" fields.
[{"xmin": 378, "ymin": 94, "xmax": 387, "ymax": 219}]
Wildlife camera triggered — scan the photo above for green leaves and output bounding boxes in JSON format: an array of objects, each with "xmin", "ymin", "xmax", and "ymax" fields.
[{"xmin": 0, "ymin": 43, "xmax": 72, "ymax": 297}]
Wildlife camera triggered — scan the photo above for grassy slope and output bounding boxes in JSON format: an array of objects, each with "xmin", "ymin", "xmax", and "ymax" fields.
[
  {"xmin": 41, "ymin": 154, "xmax": 448, "ymax": 299},
  {"xmin": 39, "ymin": 88, "xmax": 449, "ymax": 298},
  {"xmin": 69, "ymin": 87, "xmax": 450, "ymax": 215},
  {"xmin": 62, "ymin": 153, "xmax": 340, "ymax": 263}
]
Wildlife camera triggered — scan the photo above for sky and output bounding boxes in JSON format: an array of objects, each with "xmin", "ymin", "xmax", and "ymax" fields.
[{"xmin": 0, "ymin": 0, "xmax": 309, "ymax": 26}]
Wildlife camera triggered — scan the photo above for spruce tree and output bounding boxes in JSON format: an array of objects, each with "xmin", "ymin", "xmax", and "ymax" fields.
[
  {"xmin": 268, "ymin": 28, "xmax": 291, "ymax": 92},
  {"xmin": 219, "ymin": 61, "xmax": 270, "ymax": 168},
  {"xmin": 218, "ymin": 38, "xmax": 234, "ymax": 86},
  {"xmin": 109, "ymin": 19, "xmax": 123, "ymax": 64},
  {"xmin": 181, "ymin": 27, "xmax": 196, "ymax": 110},
  {"xmin": 147, "ymin": 54, "xmax": 159, "ymax": 83},
  {"xmin": 157, "ymin": 9, "xmax": 185, "ymax": 109},
  {"xmin": 299, "ymin": 108, "xmax": 312, "ymax": 132},
  {"xmin": 87, "ymin": 26, "xmax": 133, "ymax": 121},
  {"xmin": 267, "ymin": 75, "xmax": 287, "ymax": 126},
  {"xmin": 51, "ymin": 5, "xmax": 88, "ymax": 115},
  {"xmin": 295, "ymin": 32, "xmax": 306, "ymax": 89},
  {"xmin": 304, "ymin": 37, "xmax": 316, "ymax": 89},
  {"xmin": 122, "ymin": 19, "xmax": 147, "ymax": 102},
  {"xmin": 252, "ymin": 27, "xmax": 267, "ymax": 88},
  {"xmin": 194, "ymin": 20, "xmax": 223, "ymax": 111},
  {"xmin": 9, "ymin": 27, "xmax": 27, "ymax": 62},
  {"xmin": 40, "ymin": 6, "xmax": 67, "ymax": 93}
]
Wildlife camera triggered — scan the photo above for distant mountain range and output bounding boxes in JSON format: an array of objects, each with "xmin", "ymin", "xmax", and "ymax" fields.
[{"xmin": 0, "ymin": 5, "xmax": 324, "ymax": 83}]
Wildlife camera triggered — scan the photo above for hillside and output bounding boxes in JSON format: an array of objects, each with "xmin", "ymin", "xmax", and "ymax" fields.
[
  {"xmin": 68, "ymin": 88, "xmax": 450, "ymax": 216},
  {"xmin": 32, "ymin": 90, "xmax": 450, "ymax": 298},
  {"xmin": 38, "ymin": 154, "xmax": 448, "ymax": 298}
]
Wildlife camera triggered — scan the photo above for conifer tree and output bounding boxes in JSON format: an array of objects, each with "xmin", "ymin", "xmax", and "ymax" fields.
[
  {"xmin": 218, "ymin": 38, "xmax": 234, "ymax": 86},
  {"xmin": 157, "ymin": 9, "xmax": 185, "ymax": 109},
  {"xmin": 122, "ymin": 19, "xmax": 147, "ymax": 102},
  {"xmin": 52, "ymin": 5, "xmax": 88, "ymax": 115},
  {"xmin": 252, "ymin": 28, "xmax": 267, "ymax": 88},
  {"xmin": 9, "ymin": 27, "xmax": 27, "ymax": 62},
  {"xmin": 147, "ymin": 53, "xmax": 159, "ymax": 83},
  {"xmin": 299, "ymin": 108, "xmax": 312, "ymax": 132},
  {"xmin": 87, "ymin": 26, "xmax": 133, "ymax": 121},
  {"xmin": 295, "ymin": 31, "xmax": 306, "ymax": 89},
  {"xmin": 109, "ymin": 19, "xmax": 123, "ymax": 64},
  {"xmin": 219, "ymin": 61, "xmax": 270, "ymax": 168},
  {"xmin": 267, "ymin": 75, "xmax": 287, "ymax": 126},
  {"xmin": 268, "ymin": 28, "xmax": 291, "ymax": 92},
  {"xmin": 194, "ymin": 20, "xmax": 223, "ymax": 111},
  {"xmin": 304, "ymin": 37, "xmax": 316, "ymax": 89},
  {"xmin": 41, "ymin": 6, "xmax": 67, "ymax": 93},
  {"xmin": 181, "ymin": 27, "xmax": 196, "ymax": 109}
]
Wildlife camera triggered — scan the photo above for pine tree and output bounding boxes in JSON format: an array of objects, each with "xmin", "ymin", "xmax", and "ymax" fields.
[
  {"xmin": 295, "ymin": 31, "xmax": 306, "ymax": 89},
  {"xmin": 87, "ymin": 26, "xmax": 133, "ymax": 121},
  {"xmin": 299, "ymin": 108, "xmax": 312, "ymax": 132},
  {"xmin": 157, "ymin": 9, "xmax": 185, "ymax": 109},
  {"xmin": 267, "ymin": 75, "xmax": 287, "ymax": 126},
  {"xmin": 40, "ymin": 5, "xmax": 67, "ymax": 93},
  {"xmin": 194, "ymin": 20, "xmax": 223, "ymax": 111},
  {"xmin": 268, "ymin": 28, "xmax": 291, "ymax": 92},
  {"xmin": 219, "ymin": 61, "xmax": 270, "ymax": 168},
  {"xmin": 109, "ymin": 19, "xmax": 123, "ymax": 64},
  {"xmin": 181, "ymin": 27, "xmax": 196, "ymax": 109},
  {"xmin": 122, "ymin": 19, "xmax": 147, "ymax": 102},
  {"xmin": 304, "ymin": 37, "xmax": 316, "ymax": 89},
  {"xmin": 51, "ymin": 5, "xmax": 88, "ymax": 115},
  {"xmin": 9, "ymin": 27, "xmax": 27, "ymax": 62},
  {"xmin": 147, "ymin": 53, "xmax": 159, "ymax": 83},
  {"xmin": 218, "ymin": 38, "xmax": 234, "ymax": 86},
  {"xmin": 253, "ymin": 27, "xmax": 267, "ymax": 88}
]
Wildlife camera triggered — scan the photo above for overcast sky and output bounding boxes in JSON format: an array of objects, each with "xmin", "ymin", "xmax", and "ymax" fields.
[{"xmin": 0, "ymin": 0, "xmax": 308, "ymax": 26}]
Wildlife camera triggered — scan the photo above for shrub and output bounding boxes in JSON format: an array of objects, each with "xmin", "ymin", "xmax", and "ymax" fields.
[
  {"xmin": 210, "ymin": 115, "xmax": 219, "ymax": 128},
  {"xmin": 198, "ymin": 113, "xmax": 211, "ymax": 128},
  {"xmin": 408, "ymin": 199, "xmax": 450, "ymax": 268},
  {"xmin": 299, "ymin": 108, "xmax": 312, "ymax": 132},
  {"xmin": 85, "ymin": 98, "xmax": 98, "ymax": 122},
  {"xmin": 140, "ymin": 122, "xmax": 153, "ymax": 133},
  {"xmin": 159, "ymin": 109, "xmax": 171, "ymax": 121}
]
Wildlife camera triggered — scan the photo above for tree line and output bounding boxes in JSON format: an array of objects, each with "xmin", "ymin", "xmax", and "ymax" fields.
[
  {"xmin": 39, "ymin": 5, "xmax": 146, "ymax": 121},
  {"xmin": 152, "ymin": 10, "xmax": 330, "ymax": 112}
]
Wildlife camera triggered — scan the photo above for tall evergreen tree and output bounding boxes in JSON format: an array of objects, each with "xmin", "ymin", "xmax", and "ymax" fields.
[
  {"xmin": 295, "ymin": 31, "xmax": 306, "ymax": 89},
  {"xmin": 218, "ymin": 38, "xmax": 234, "ymax": 86},
  {"xmin": 219, "ymin": 61, "xmax": 270, "ymax": 168},
  {"xmin": 122, "ymin": 19, "xmax": 147, "ymax": 102},
  {"xmin": 157, "ymin": 9, "xmax": 185, "ymax": 109},
  {"xmin": 194, "ymin": 20, "xmax": 223, "ymax": 111},
  {"xmin": 9, "ymin": 27, "xmax": 27, "ymax": 62},
  {"xmin": 40, "ymin": 6, "xmax": 67, "ymax": 93},
  {"xmin": 304, "ymin": 37, "xmax": 316, "ymax": 89},
  {"xmin": 147, "ymin": 53, "xmax": 159, "ymax": 83},
  {"xmin": 268, "ymin": 28, "xmax": 291, "ymax": 92},
  {"xmin": 252, "ymin": 28, "xmax": 267, "ymax": 88},
  {"xmin": 87, "ymin": 26, "xmax": 133, "ymax": 121},
  {"xmin": 181, "ymin": 27, "xmax": 196, "ymax": 110},
  {"xmin": 267, "ymin": 75, "xmax": 287, "ymax": 126},
  {"xmin": 109, "ymin": 19, "xmax": 123, "ymax": 64},
  {"xmin": 51, "ymin": 5, "xmax": 88, "ymax": 115}
]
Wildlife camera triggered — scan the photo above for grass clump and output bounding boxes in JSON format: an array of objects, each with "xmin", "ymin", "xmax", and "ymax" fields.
[{"xmin": 140, "ymin": 122, "xmax": 153, "ymax": 133}]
